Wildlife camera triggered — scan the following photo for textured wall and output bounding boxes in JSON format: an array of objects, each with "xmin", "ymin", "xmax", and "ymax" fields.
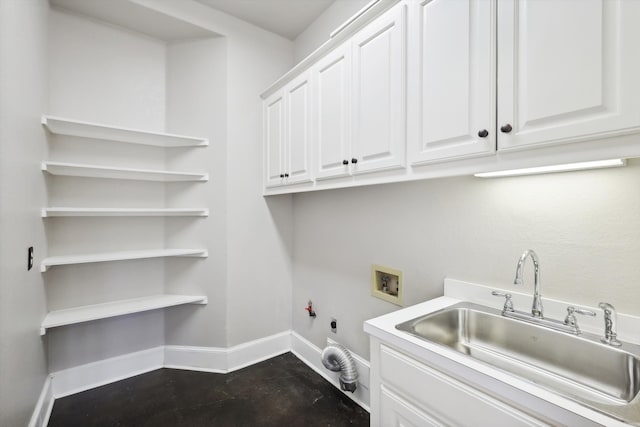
[
  {"xmin": 292, "ymin": 159, "xmax": 640, "ymax": 358},
  {"xmin": 0, "ymin": 0, "xmax": 50, "ymax": 425},
  {"xmin": 164, "ymin": 36, "xmax": 228, "ymax": 347}
]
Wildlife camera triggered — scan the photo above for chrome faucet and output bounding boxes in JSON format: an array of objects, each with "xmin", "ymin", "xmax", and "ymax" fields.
[
  {"xmin": 599, "ymin": 302, "xmax": 622, "ymax": 347},
  {"xmin": 514, "ymin": 249, "xmax": 543, "ymax": 318}
]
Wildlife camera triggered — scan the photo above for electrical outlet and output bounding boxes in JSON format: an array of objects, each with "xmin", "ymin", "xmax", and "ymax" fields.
[{"xmin": 27, "ymin": 246, "xmax": 34, "ymax": 271}]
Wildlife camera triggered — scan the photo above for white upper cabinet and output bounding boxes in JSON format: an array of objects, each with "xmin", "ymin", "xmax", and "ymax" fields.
[
  {"xmin": 313, "ymin": 3, "xmax": 407, "ymax": 181},
  {"xmin": 497, "ymin": 0, "xmax": 640, "ymax": 150},
  {"xmin": 264, "ymin": 90, "xmax": 285, "ymax": 187},
  {"xmin": 285, "ymin": 72, "xmax": 313, "ymax": 184},
  {"xmin": 351, "ymin": 3, "xmax": 407, "ymax": 174},
  {"xmin": 262, "ymin": 0, "xmax": 640, "ymax": 194},
  {"xmin": 264, "ymin": 72, "xmax": 313, "ymax": 188},
  {"xmin": 409, "ymin": 0, "xmax": 496, "ymax": 165},
  {"xmin": 314, "ymin": 43, "xmax": 352, "ymax": 180}
]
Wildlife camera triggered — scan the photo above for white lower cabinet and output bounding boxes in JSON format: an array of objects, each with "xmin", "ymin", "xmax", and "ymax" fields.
[
  {"xmin": 380, "ymin": 386, "xmax": 440, "ymax": 427},
  {"xmin": 377, "ymin": 344, "xmax": 546, "ymax": 427},
  {"xmin": 370, "ymin": 339, "xmax": 601, "ymax": 427}
]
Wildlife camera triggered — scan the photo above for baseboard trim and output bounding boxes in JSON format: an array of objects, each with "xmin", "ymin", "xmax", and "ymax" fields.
[
  {"xmin": 50, "ymin": 346, "xmax": 164, "ymax": 398},
  {"xmin": 227, "ymin": 330, "xmax": 292, "ymax": 372},
  {"xmin": 28, "ymin": 375, "xmax": 54, "ymax": 427},
  {"xmin": 164, "ymin": 345, "xmax": 227, "ymax": 373},
  {"xmin": 290, "ymin": 332, "xmax": 370, "ymax": 412},
  {"xmin": 164, "ymin": 331, "xmax": 291, "ymax": 373},
  {"xmin": 37, "ymin": 330, "xmax": 370, "ymax": 424}
]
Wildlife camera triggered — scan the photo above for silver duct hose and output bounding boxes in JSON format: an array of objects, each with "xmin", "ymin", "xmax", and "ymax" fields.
[{"xmin": 321, "ymin": 343, "xmax": 358, "ymax": 393}]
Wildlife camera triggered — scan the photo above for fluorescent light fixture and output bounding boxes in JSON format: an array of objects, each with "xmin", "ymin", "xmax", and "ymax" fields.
[{"xmin": 474, "ymin": 159, "xmax": 626, "ymax": 178}]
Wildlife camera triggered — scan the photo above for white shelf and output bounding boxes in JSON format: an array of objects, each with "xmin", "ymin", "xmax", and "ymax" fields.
[
  {"xmin": 40, "ymin": 248, "xmax": 208, "ymax": 272},
  {"xmin": 42, "ymin": 207, "xmax": 209, "ymax": 217},
  {"xmin": 42, "ymin": 161, "xmax": 208, "ymax": 182},
  {"xmin": 40, "ymin": 294, "xmax": 208, "ymax": 335},
  {"xmin": 42, "ymin": 115, "xmax": 208, "ymax": 147}
]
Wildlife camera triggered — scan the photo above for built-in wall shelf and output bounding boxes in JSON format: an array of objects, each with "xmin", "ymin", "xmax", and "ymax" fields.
[
  {"xmin": 41, "ymin": 207, "xmax": 209, "ymax": 217},
  {"xmin": 40, "ymin": 294, "xmax": 208, "ymax": 335},
  {"xmin": 42, "ymin": 161, "xmax": 209, "ymax": 182},
  {"xmin": 42, "ymin": 115, "xmax": 209, "ymax": 147},
  {"xmin": 40, "ymin": 248, "xmax": 208, "ymax": 272}
]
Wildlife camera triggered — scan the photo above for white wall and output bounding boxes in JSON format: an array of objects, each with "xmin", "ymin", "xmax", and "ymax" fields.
[
  {"xmin": 48, "ymin": 10, "xmax": 166, "ymax": 131},
  {"xmin": 293, "ymin": 0, "xmax": 371, "ymax": 62},
  {"xmin": 139, "ymin": 0, "xmax": 296, "ymax": 347},
  {"xmin": 292, "ymin": 160, "xmax": 640, "ymax": 358},
  {"xmin": 0, "ymin": 1, "xmax": 50, "ymax": 425},
  {"xmin": 224, "ymin": 30, "xmax": 295, "ymax": 346},
  {"xmin": 165, "ymin": 36, "xmax": 229, "ymax": 347}
]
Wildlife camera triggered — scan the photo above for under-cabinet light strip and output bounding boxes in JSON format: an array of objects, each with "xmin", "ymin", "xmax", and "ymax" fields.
[{"xmin": 474, "ymin": 159, "xmax": 626, "ymax": 178}]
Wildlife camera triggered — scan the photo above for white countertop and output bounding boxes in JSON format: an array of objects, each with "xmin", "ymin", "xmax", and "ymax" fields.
[{"xmin": 364, "ymin": 278, "xmax": 634, "ymax": 426}]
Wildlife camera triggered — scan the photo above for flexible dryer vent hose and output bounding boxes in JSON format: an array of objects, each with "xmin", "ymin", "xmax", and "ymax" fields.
[{"xmin": 321, "ymin": 343, "xmax": 358, "ymax": 393}]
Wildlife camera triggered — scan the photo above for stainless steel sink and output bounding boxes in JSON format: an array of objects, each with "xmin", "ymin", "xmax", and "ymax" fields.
[{"xmin": 396, "ymin": 302, "xmax": 640, "ymax": 424}]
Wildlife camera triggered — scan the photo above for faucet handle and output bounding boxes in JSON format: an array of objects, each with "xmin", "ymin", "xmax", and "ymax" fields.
[
  {"xmin": 564, "ymin": 306, "xmax": 596, "ymax": 334},
  {"xmin": 491, "ymin": 291, "xmax": 514, "ymax": 313},
  {"xmin": 599, "ymin": 302, "xmax": 622, "ymax": 347}
]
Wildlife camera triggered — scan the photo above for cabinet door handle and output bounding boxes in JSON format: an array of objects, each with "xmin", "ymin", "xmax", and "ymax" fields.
[
  {"xmin": 478, "ymin": 129, "xmax": 489, "ymax": 138},
  {"xmin": 342, "ymin": 160, "xmax": 349, "ymax": 165},
  {"xmin": 500, "ymin": 124, "xmax": 513, "ymax": 133},
  {"xmin": 284, "ymin": 173, "xmax": 289, "ymax": 178},
  {"xmin": 279, "ymin": 174, "xmax": 284, "ymax": 178},
  {"xmin": 351, "ymin": 158, "xmax": 358, "ymax": 164}
]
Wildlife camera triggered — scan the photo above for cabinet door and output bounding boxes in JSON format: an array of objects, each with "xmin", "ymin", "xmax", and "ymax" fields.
[
  {"xmin": 497, "ymin": 0, "xmax": 640, "ymax": 150},
  {"xmin": 285, "ymin": 72, "xmax": 312, "ymax": 185},
  {"xmin": 264, "ymin": 90, "xmax": 285, "ymax": 188},
  {"xmin": 380, "ymin": 387, "xmax": 440, "ymax": 427},
  {"xmin": 409, "ymin": 0, "xmax": 495, "ymax": 164},
  {"xmin": 380, "ymin": 345, "xmax": 547, "ymax": 427},
  {"xmin": 351, "ymin": 4, "xmax": 407, "ymax": 174},
  {"xmin": 313, "ymin": 43, "xmax": 351, "ymax": 180}
]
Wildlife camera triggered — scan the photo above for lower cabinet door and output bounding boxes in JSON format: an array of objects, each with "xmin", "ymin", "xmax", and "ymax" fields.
[
  {"xmin": 380, "ymin": 386, "xmax": 440, "ymax": 427},
  {"xmin": 380, "ymin": 345, "xmax": 548, "ymax": 427}
]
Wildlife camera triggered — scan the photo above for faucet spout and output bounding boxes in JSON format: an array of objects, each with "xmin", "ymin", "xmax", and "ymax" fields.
[{"xmin": 514, "ymin": 249, "xmax": 543, "ymax": 318}]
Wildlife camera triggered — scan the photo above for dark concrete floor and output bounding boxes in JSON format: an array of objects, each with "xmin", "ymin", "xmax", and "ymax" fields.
[{"xmin": 48, "ymin": 352, "xmax": 370, "ymax": 427}]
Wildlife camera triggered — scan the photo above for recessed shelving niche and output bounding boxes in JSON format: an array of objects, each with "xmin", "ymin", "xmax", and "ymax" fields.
[{"xmin": 41, "ymin": 110, "xmax": 211, "ymax": 334}]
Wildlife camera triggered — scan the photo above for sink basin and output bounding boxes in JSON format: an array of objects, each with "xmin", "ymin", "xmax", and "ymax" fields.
[{"xmin": 396, "ymin": 302, "xmax": 640, "ymax": 423}]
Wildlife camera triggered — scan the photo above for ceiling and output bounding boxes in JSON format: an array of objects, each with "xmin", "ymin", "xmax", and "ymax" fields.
[
  {"xmin": 51, "ymin": 0, "xmax": 219, "ymax": 41},
  {"xmin": 196, "ymin": 0, "xmax": 336, "ymax": 40}
]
